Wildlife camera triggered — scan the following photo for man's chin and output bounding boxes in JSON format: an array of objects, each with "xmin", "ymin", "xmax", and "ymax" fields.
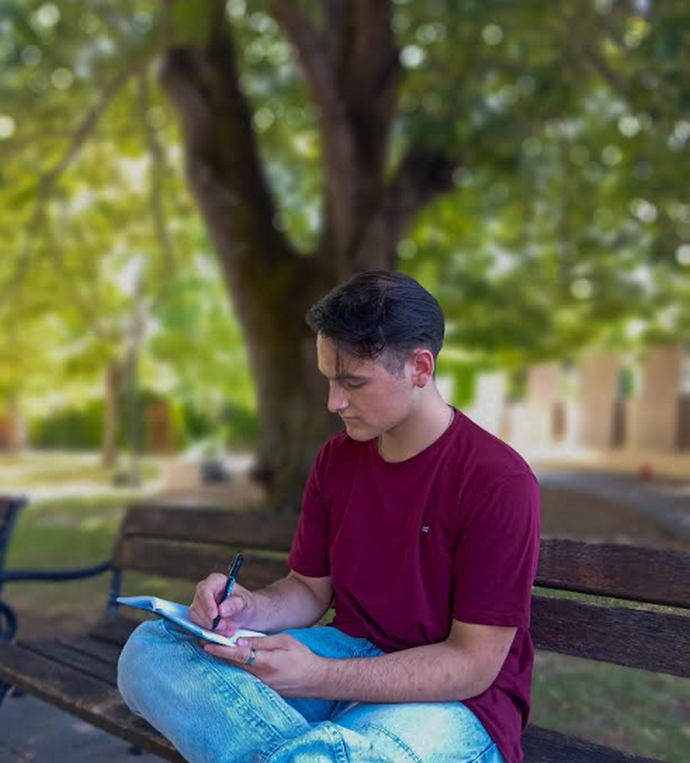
[{"xmin": 342, "ymin": 421, "xmax": 372, "ymax": 441}]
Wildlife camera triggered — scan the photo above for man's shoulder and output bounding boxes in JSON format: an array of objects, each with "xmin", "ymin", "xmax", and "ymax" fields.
[{"xmin": 453, "ymin": 412, "xmax": 537, "ymax": 489}]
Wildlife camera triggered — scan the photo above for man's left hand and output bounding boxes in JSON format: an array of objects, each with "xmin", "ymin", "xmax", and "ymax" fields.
[{"xmin": 201, "ymin": 634, "xmax": 328, "ymax": 698}]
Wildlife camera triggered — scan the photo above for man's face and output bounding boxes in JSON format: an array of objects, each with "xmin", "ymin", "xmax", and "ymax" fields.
[{"xmin": 316, "ymin": 335, "xmax": 415, "ymax": 441}]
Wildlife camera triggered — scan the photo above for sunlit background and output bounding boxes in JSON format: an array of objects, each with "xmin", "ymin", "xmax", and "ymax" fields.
[
  {"xmin": 1, "ymin": 2, "xmax": 689, "ymax": 759},
  {"xmin": 1, "ymin": 1, "xmax": 689, "ymax": 482}
]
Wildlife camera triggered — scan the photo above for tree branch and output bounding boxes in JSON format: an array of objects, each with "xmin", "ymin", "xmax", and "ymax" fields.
[
  {"xmin": 138, "ymin": 70, "xmax": 176, "ymax": 298},
  {"xmin": 269, "ymin": 0, "xmax": 358, "ymax": 263},
  {"xmin": 160, "ymin": 7, "xmax": 296, "ymax": 276},
  {"xmin": 340, "ymin": 0, "xmax": 399, "ymax": 167},
  {"xmin": 270, "ymin": 0, "xmax": 401, "ymax": 272},
  {"xmin": 388, "ymin": 145, "xmax": 457, "ymax": 242},
  {"xmin": 269, "ymin": 0, "xmax": 339, "ymax": 115},
  {"xmin": 0, "ymin": 60, "xmax": 141, "ymax": 311}
]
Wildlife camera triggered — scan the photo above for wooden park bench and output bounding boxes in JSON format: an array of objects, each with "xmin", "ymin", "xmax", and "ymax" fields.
[{"xmin": 0, "ymin": 497, "xmax": 688, "ymax": 763}]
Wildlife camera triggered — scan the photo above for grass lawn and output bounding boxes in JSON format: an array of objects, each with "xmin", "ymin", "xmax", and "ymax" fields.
[
  {"xmin": 1, "ymin": 470, "xmax": 688, "ymax": 762},
  {"xmin": 1, "ymin": 450, "xmax": 160, "ymax": 487}
]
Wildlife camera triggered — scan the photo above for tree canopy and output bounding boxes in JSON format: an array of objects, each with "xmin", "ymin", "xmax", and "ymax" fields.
[{"xmin": 1, "ymin": 0, "xmax": 689, "ymax": 505}]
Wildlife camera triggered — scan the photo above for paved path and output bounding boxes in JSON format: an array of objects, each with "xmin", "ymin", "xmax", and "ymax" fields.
[
  {"xmin": 535, "ymin": 467, "xmax": 690, "ymax": 542},
  {"xmin": 0, "ymin": 693, "xmax": 165, "ymax": 762}
]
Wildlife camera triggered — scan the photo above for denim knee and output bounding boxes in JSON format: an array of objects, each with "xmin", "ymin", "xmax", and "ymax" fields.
[{"xmin": 117, "ymin": 619, "xmax": 171, "ymax": 713}]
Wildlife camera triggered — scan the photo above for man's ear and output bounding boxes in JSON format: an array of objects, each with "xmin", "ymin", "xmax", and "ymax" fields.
[{"xmin": 410, "ymin": 349, "xmax": 435, "ymax": 387}]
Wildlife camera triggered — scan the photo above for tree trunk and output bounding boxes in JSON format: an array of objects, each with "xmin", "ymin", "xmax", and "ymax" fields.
[
  {"xmin": 160, "ymin": 1, "xmax": 456, "ymax": 512},
  {"xmin": 3, "ymin": 392, "xmax": 24, "ymax": 452},
  {"xmin": 101, "ymin": 362, "xmax": 121, "ymax": 469}
]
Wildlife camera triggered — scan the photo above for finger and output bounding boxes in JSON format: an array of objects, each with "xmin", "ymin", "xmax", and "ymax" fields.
[
  {"xmin": 214, "ymin": 620, "xmax": 236, "ymax": 637},
  {"xmin": 188, "ymin": 605, "xmax": 206, "ymax": 627},
  {"xmin": 204, "ymin": 642, "xmax": 259, "ymax": 668},
  {"xmin": 200, "ymin": 588, "xmax": 219, "ymax": 621},
  {"xmin": 238, "ymin": 634, "xmax": 288, "ymax": 650},
  {"xmin": 218, "ymin": 593, "xmax": 248, "ymax": 619},
  {"xmin": 190, "ymin": 603, "xmax": 215, "ymax": 628}
]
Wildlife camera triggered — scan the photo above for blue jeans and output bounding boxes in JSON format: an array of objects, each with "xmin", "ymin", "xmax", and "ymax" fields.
[{"xmin": 117, "ymin": 619, "xmax": 506, "ymax": 763}]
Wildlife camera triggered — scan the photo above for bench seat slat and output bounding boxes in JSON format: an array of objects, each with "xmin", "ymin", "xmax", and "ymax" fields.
[
  {"xmin": 114, "ymin": 537, "xmax": 289, "ymax": 585},
  {"xmin": 0, "ymin": 642, "xmax": 184, "ymax": 762},
  {"xmin": 0, "ymin": 641, "xmax": 664, "ymax": 763},
  {"xmin": 532, "ymin": 595, "xmax": 690, "ymax": 677},
  {"xmin": 523, "ymin": 724, "xmax": 662, "ymax": 763},
  {"xmin": 21, "ymin": 640, "xmax": 117, "ymax": 685},
  {"xmin": 89, "ymin": 615, "xmax": 143, "ymax": 647},
  {"xmin": 122, "ymin": 505, "xmax": 297, "ymax": 550},
  {"xmin": 59, "ymin": 636, "xmax": 123, "ymax": 666},
  {"xmin": 537, "ymin": 538, "xmax": 690, "ymax": 609}
]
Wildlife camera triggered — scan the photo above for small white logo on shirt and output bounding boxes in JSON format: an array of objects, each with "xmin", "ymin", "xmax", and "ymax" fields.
[{"xmin": 421, "ymin": 525, "xmax": 430, "ymax": 533}]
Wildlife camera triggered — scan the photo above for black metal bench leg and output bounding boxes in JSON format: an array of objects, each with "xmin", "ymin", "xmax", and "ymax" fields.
[{"xmin": 129, "ymin": 744, "xmax": 143, "ymax": 755}]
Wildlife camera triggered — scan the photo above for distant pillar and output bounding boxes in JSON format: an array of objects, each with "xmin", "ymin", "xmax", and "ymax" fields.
[
  {"xmin": 577, "ymin": 352, "xmax": 621, "ymax": 448},
  {"xmin": 525, "ymin": 363, "xmax": 560, "ymax": 446},
  {"xmin": 626, "ymin": 344, "xmax": 683, "ymax": 451},
  {"xmin": 465, "ymin": 372, "xmax": 507, "ymax": 436},
  {"xmin": 0, "ymin": 394, "xmax": 25, "ymax": 451},
  {"xmin": 678, "ymin": 394, "xmax": 690, "ymax": 450},
  {"xmin": 144, "ymin": 401, "xmax": 176, "ymax": 453}
]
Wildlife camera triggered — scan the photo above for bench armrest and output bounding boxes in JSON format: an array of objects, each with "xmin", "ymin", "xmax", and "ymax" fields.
[
  {"xmin": 0, "ymin": 561, "xmax": 112, "ymax": 584},
  {"xmin": 0, "ymin": 562, "xmax": 118, "ymax": 642}
]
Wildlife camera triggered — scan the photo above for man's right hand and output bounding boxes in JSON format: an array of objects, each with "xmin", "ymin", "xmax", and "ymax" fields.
[{"xmin": 189, "ymin": 573, "xmax": 257, "ymax": 636}]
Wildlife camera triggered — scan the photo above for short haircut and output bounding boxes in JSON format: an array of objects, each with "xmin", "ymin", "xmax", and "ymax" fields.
[{"xmin": 305, "ymin": 270, "xmax": 445, "ymax": 375}]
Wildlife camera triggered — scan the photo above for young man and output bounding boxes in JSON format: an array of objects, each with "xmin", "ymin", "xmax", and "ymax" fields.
[{"xmin": 118, "ymin": 271, "xmax": 540, "ymax": 763}]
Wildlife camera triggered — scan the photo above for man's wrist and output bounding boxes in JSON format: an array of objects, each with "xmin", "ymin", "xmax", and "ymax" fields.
[{"xmin": 308, "ymin": 655, "xmax": 332, "ymax": 698}]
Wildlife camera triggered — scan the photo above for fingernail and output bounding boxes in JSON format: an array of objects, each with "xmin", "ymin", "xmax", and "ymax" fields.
[{"xmin": 237, "ymin": 638, "xmax": 248, "ymax": 647}]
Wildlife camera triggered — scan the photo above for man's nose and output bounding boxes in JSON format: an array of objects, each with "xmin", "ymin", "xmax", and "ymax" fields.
[{"xmin": 327, "ymin": 384, "xmax": 348, "ymax": 413}]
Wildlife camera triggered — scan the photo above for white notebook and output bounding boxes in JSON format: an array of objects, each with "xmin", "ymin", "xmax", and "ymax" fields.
[{"xmin": 117, "ymin": 595, "xmax": 266, "ymax": 648}]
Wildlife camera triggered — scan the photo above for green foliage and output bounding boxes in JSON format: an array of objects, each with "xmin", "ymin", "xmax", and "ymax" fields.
[
  {"xmin": 28, "ymin": 389, "xmax": 190, "ymax": 452},
  {"xmin": 181, "ymin": 399, "xmax": 258, "ymax": 448},
  {"xmin": 29, "ymin": 400, "xmax": 104, "ymax": 449},
  {"xmin": 2, "ymin": 0, "xmax": 690, "ymax": 434},
  {"xmin": 219, "ymin": 401, "xmax": 259, "ymax": 447}
]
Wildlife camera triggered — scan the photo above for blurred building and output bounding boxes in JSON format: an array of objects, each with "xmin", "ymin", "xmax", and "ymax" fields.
[{"xmin": 464, "ymin": 342, "xmax": 690, "ymax": 455}]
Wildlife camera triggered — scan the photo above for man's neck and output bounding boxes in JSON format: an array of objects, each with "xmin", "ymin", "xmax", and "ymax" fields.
[{"xmin": 377, "ymin": 399, "xmax": 455, "ymax": 463}]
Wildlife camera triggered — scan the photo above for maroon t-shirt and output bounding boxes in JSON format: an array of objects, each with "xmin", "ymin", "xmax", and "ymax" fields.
[{"xmin": 287, "ymin": 409, "xmax": 541, "ymax": 763}]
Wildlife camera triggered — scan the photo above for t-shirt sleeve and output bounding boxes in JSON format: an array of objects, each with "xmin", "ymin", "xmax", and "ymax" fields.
[
  {"xmin": 452, "ymin": 472, "xmax": 540, "ymax": 630},
  {"xmin": 287, "ymin": 447, "xmax": 331, "ymax": 577}
]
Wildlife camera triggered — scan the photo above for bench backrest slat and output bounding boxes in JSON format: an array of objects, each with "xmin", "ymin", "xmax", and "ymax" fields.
[
  {"xmin": 536, "ymin": 538, "xmax": 690, "ymax": 609},
  {"xmin": 115, "ymin": 506, "xmax": 690, "ymax": 678},
  {"xmin": 114, "ymin": 538, "xmax": 289, "ymax": 588},
  {"xmin": 122, "ymin": 505, "xmax": 296, "ymax": 551},
  {"xmin": 531, "ymin": 595, "xmax": 690, "ymax": 678}
]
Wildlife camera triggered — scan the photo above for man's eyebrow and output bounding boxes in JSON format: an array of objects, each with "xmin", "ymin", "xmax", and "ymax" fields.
[{"xmin": 319, "ymin": 371, "xmax": 369, "ymax": 381}]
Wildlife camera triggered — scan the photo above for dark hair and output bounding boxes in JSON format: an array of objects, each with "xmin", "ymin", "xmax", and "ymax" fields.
[{"xmin": 305, "ymin": 270, "xmax": 445, "ymax": 374}]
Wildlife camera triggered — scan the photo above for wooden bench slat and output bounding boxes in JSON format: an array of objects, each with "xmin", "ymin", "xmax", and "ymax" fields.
[
  {"xmin": 21, "ymin": 640, "xmax": 117, "ymax": 685},
  {"xmin": 0, "ymin": 642, "xmax": 184, "ymax": 762},
  {"xmin": 536, "ymin": 538, "xmax": 690, "ymax": 609},
  {"xmin": 523, "ymin": 724, "xmax": 662, "ymax": 763},
  {"xmin": 531, "ymin": 595, "xmax": 690, "ymax": 677},
  {"xmin": 60, "ymin": 636, "xmax": 124, "ymax": 666},
  {"xmin": 114, "ymin": 537, "xmax": 289, "ymax": 585},
  {"xmin": 0, "ymin": 639, "xmax": 664, "ymax": 763},
  {"xmin": 122, "ymin": 505, "xmax": 297, "ymax": 550},
  {"xmin": 89, "ymin": 615, "xmax": 143, "ymax": 647}
]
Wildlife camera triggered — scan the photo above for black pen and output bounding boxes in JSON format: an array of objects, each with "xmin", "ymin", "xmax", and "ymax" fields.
[{"xmin": 211, "ymin": 552, "xmax": 244, "ymax": 631}]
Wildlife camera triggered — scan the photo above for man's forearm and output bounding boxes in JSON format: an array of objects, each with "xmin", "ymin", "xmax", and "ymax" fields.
[
  {"xmin": 250, "ymin": 576, "xmax": 328, "ymax": 633},
  {"xmin": 314, "ymin": 641, "xmax": 488, "ymax": 703}
]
